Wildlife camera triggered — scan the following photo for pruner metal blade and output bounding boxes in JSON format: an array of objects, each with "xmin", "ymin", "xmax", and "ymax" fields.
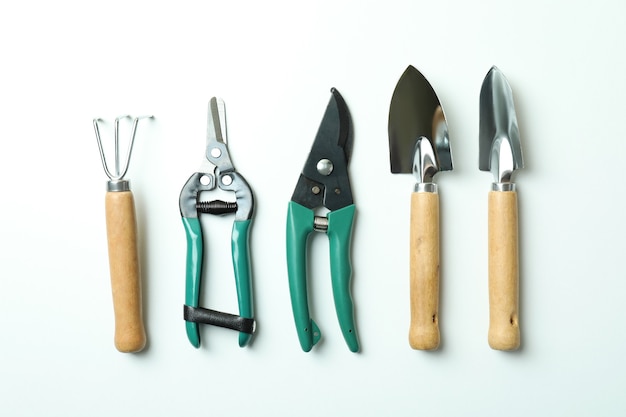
[
  {"xmin": 292, "ymin": 88, "xmax": 354, "ymax": 212},
  {"xmin": 205, "ymin": 97, "xmax": 234, "ymax": 173},
  {"xmin": 207, "ymin": 97, "xmax": 227, "ymax": 145}
]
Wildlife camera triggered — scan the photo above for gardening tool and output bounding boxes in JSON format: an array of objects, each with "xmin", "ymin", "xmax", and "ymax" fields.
[
  {"xmin": 479, "ymin": 66, "xmax": 524, "ymax": 351},
  {"xmin": 93, "ymin": 115, "xmax": 151, "ymax": 353},
  {"xmin": 180, "ymin": 97, "xmax": 255, "ymax": 348},
  {"xmin": 388, "ymin": 65, "xmax": 453, "ymax": 350},
  {"xmin": 286, "ymin": 88, "xmax": 358, "ymax": 352}
]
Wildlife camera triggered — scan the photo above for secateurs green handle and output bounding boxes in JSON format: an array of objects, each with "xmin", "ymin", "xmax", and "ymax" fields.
[
  {"xmin": 179, "ymin": 98, "xmax": 255, "ymax": 348},
  {"xmin": 286, "ymin": 88, "xmax": 359, "ymax": 352},
  {"xmin": 287, "ymin": 202, "xmax": 357, "ymax": 352},
  {"xmin": 182, "ymin": 215, "xmax": 253, "ymax": 347}
]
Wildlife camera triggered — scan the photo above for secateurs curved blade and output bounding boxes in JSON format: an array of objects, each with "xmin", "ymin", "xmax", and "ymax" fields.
[
  {"xmin": 179, "ymin": 98, "xmax": 255, "ymax": 348},
  {"xmin": 286, "ymin": 88, "xmax": 358, "ymax": 352}
]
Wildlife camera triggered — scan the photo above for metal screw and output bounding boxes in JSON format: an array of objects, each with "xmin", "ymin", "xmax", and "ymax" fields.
[
  {"xmin": 317, "ymin": 159, "xmax": 334, "ymax": 176},
  {"xmin": 222, "ymin": 174, "xmax": 233, "ymax": 186},
  {"xmin": 200, "ymin": 175, "xmax": 212, "ymax": 186}
]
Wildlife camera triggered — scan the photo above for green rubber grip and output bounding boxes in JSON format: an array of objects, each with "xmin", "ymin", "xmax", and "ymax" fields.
[
  {"xmin": 232, "ymin": 219, "xmax": 254, "ymax": 347},
  {"xmin": 182, "ymin": 217, "xmax": 202, "ymax": 348},
  {"xmin": 286, "ymin": 201, "xmax": 319, "ymax": 352},
  {"xmin": 327, "ymin": 204, "xmax": 359, "ymax": 352}
]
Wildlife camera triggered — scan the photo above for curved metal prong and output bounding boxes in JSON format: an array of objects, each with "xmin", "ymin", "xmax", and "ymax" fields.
[
  {"xmin": 93, "ymin": 115, "xmax": 153, "ymax": 181},
  {"xmin": 93, "ymin": 118, "xmax": 116, "ymax": 180}
]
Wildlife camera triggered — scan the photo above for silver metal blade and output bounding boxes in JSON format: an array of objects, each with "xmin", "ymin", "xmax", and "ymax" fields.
[
  {"xmin": 479, "ymin": 66, "xmax": 524, "ymax": 184},
  {"xmin": 388, "ymin": 65, "xmax": 452, "ymax": 180},
  {"xmin": 205, "ymin": 97, "xmax": 234, "ymax": 173},
  {"xmin": 207, "ymin": 97, "xmax": 227, "ymax": 145}
]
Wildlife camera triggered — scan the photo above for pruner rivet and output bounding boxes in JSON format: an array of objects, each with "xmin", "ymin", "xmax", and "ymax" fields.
[
  {"xmin": 200, "ymin": 175, "xmax": 212, "ymax": 186},
  {"xmin": 317, "ymin": 159, "xmax": 334, "ymax": 176},
  {"xmin": 312, "ymin": 186, "xmax": 321, "ymax": 195},
  {"xmin": 222, "ymin": 175, "xmax": 233, "ymax": 186}
]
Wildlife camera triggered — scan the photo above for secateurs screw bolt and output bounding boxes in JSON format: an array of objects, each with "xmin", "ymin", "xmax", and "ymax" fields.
[
  {"xmin": 286, "ymin": 88, "xmax": 359, "ymax": 352},
  {"xmin": 179, "ymin": 98, "xmax": 255, "ymax": 348},
  {"xmin": 93, "ymin": 115, "xmax": 152, "ymax": 353}
]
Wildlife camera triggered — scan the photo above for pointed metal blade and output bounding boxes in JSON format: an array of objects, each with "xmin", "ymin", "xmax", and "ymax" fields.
[
  {"xmin": 291, "ymin": 88, "xmax": 353, "ymax": 211},
  {"xmin": 479, "ymin": 66, "xmax": 524, "ymax": 182},
  {"xmin": 330, "ymin": 87, "xmax": 352, "ymax": 164},
  {"xmin": 388, "ymin": 65, "xmax": 452, "ymax": 174},
  {"xmin": 207, "ymin": 97, "xmax": 227, "ymax": 145},
  {"xmin": 205, "ymin": 97, "xmax": 234, "ymax": 172},
  {"xmin": 305, "ymin": 88, "xmax": 352, "ymax": 166}
]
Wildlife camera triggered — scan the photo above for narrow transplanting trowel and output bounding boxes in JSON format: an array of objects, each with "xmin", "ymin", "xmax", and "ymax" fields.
[
  {"xmin": 479, "ymin": 66, "xmax": 524, "ymax": 351},
  {"xmin": 388, "ymin": 65, "xmax": 453, "ymax": 350}
]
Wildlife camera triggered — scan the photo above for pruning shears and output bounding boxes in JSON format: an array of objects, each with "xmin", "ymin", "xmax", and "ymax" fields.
[
  {"xmin": 286, "ymin": 88, "xmax": 359, "ymax": 352},
  {"xmin": 179, "ymin": 97, "xmax": 255, "ymax": 348}
]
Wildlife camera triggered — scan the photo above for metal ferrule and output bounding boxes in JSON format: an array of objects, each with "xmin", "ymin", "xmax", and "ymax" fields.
[
  {"xmin": 415, "ymin": 183, "xmax": 438, "ymax": 193},
  {"xmin": 492, "ymin": 182, "xmax": 516, "ymax": 192},
  {"xmin": 107, "ymin": 180, "xmax": 130, "ymax": 192}
]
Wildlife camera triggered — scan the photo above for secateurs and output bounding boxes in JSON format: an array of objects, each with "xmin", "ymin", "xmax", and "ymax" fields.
[
  {"xmin": 179, "ymin": 98, "xmax": 255, "ymax": 348},
  {"xmin": 286, "ymin": 88, "xmax": 359, "ymax": 352}
]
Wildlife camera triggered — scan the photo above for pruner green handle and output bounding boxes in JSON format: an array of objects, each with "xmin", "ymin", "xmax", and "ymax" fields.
[
  {"xmin": 327, "ymin": 204, "xmax": 358, "ymax": 352},
  {"xmin": 286, "ymin": 201, "xmax": 359, "ymax": 352},
  {"xmin": 183, "ymin": 217, "xmax": 203, "ymax": 348},
  {"xmin": 286, "ymin": 202, "xmax": 317, "ymax": 351},
  {"xmin": 182, "ymin": 217, "xmax": 254, "ymax": 348},
  {"xmin": 231, "ymin": 219, "xmax": 254, "ymax": 347}
]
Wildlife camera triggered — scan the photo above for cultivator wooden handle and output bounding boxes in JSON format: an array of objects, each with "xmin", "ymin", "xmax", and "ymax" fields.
[{"xmin": 105, "ymin": 190, "xmax": 146, "ymax": 353}]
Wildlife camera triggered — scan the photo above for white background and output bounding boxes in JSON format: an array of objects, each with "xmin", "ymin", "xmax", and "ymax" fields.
[{"xmin": 1, "ymin": 1, "xmax": 625, "ymax": 415}]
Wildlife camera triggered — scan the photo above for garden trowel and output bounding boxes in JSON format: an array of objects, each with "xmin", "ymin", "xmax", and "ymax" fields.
[
  {"xmin": 388, "ymin": 65, "xmax": 452, "ymax": 350},
  {"xmin": 479, "ymin": 66, "xmax": 524, "ymax": 351}
]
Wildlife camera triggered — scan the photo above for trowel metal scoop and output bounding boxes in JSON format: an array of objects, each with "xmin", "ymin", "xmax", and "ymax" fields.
[
  {"xmin": 479, "ymin": 66, "xmax": 524, "ymax": 351},
  {"xmin": 388, "ymin": 65, "xmax": 452, "ymax": 350}
]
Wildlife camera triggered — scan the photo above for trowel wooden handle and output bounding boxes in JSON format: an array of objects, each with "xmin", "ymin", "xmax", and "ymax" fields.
[
  {"xmin": 409, "ymin": 191, "xmax": 440, "ymax": 350},
  {"xmin": 105, "ymin": 190, "xmax": 146, "ymax": 353},
  {"xmin": 488, "ymin": 190, "xmax": 520, "ymax": 351}
]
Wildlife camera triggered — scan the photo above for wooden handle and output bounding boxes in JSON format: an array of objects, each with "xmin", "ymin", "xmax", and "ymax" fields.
[
  {"xmin": 105, "ymin": 191, "xmax": 146, "ymax": 353},
  {"xmin": 488, "ymin": 190, "xmax": 520, "ymax": 350},
  {"xmin": 409, "ymin": 192, "xmax": 440, "ymax": 350}
]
